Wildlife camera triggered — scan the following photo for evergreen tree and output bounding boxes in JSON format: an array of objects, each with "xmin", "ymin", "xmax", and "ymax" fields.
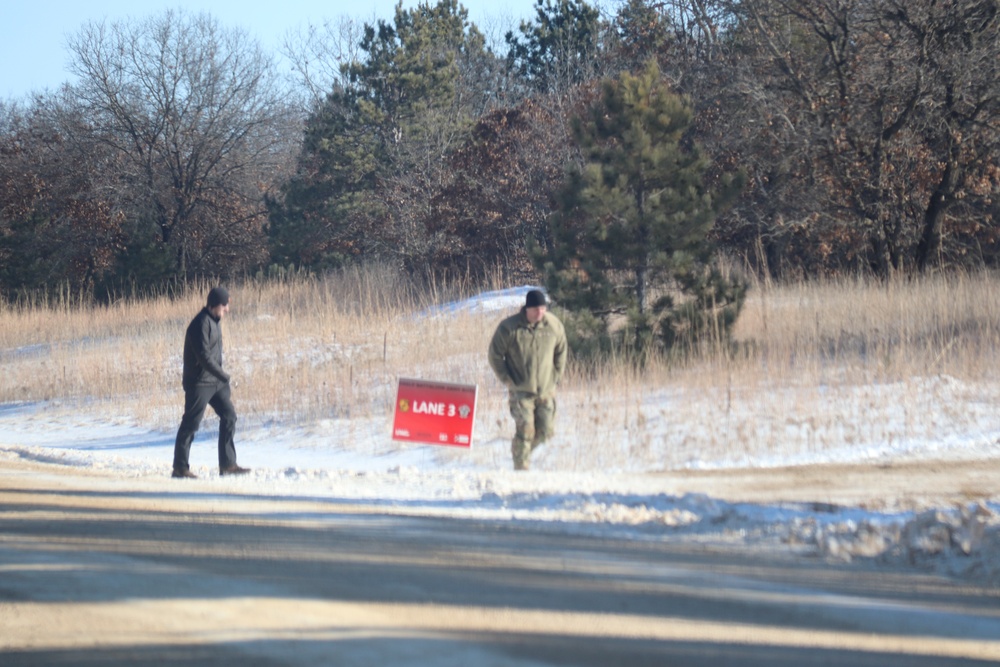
[
  {"xmin": 607, "ymin": 0, "xmax": 673, "ymax": 74},
  {"xmin": 269, "ymin": 0, "xmax": 491, "ymax": 271},
  {"xmin": 505, "ymin": 0, "xmax": 604, "ymax": 95},
  {"xmin": 538, "ymin": 60, "xmax": 745, "ymax": 356}
]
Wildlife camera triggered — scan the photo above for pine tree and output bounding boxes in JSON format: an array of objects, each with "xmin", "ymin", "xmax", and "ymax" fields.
[
  {"xmin": 538, "ymin": 59, "xmax": 745, "ymax": 356},
  {"xmin": 269, "ymin": 0, "xmax": 489, "ymax": 270},
  {"xmin": 505, "ymin": 0, "xmax": 603, "ymax": 95}
]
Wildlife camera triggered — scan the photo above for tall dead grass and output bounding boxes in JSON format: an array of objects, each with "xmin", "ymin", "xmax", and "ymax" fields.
[
  {"xmin": 731, "ymin": 271, "xmax": 1000, "ymax": 384},
  {"xmin": 2, "ymin": 267, "xmax": 999, "ymax": 463}
]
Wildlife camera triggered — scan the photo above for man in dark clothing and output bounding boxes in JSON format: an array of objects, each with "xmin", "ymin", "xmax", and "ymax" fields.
[{"xmin": 172, "ymin": 287, "xmax": 250, "ymax": 478}]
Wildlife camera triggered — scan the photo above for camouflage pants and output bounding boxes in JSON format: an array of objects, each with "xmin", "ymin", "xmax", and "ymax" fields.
[{"xmin": 509, "ymin": 393, "xmax": 556, "ymax": 470}]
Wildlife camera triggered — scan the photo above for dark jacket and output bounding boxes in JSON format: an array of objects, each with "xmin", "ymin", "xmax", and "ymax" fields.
[
  {"xmin": 182, "ymin": 308, "xmax": 230, "ymax": 390},
  {"xmin": 488, "ymin": 308, "xmax": 567, "ymax": 398}
]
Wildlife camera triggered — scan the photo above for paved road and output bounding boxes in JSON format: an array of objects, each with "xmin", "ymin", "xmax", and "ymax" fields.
[{"xmin": 2, "ymin": 460, "xmax": 1000, "ymax": 666}]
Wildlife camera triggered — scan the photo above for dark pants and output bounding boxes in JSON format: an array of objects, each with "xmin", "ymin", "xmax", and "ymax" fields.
[{"xmin": 173, "ymin": 382, "xmax": 238, "ymax": 472}]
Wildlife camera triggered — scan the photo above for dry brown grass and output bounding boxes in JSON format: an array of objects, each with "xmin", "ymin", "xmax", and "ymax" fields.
[
  {"xmin": 731, "ymin": 271, "xmax": 1000, "ymax": 384},
  {"xmin": 3, "ymin": 268, "xmax": 1000, "ymax": 468},
  {"xmin": 0, "ymin": 267, "xmax": 505, "ymax": 429}
]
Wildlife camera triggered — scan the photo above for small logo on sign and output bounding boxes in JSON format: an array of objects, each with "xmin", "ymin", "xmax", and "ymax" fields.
[
  {"xmin": 399, "ymin": 399, "xmax": 410, "ymax": 412},
  {"xmin": 458, "ymin": 404, "xmax": 471, "ymax": 419}
]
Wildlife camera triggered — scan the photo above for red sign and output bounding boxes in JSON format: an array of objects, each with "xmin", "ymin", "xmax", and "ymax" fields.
[{"xmin": 392, "ymin": 378, "xmax": 478, "ymax": 447}]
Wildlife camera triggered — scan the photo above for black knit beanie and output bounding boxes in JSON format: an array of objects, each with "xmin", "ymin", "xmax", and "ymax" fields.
[{"xmin": 525, "ymin": 289, "xmax": 548, "ymax": 308}]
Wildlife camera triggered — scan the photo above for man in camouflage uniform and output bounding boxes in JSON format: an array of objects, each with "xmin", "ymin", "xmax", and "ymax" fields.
[{"xmin": 488, "ymin": 289, "xmax": 568, "ymax": 470}]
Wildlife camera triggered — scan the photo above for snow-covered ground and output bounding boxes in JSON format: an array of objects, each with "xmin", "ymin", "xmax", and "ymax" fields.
[{"xmin": 2, "ymin": 287, "xmax": 999, "ymax": 587}]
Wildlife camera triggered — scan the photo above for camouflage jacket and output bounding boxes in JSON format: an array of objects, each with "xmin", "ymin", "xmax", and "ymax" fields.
[{"xmin": 488, "ymin": 309, "xmax": 567, "ymax": 398}]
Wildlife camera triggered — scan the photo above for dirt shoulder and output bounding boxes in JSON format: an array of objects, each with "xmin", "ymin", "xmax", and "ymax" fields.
[{"xmin": 659, "ymin": 456, "xmax": 1000, "ymax": 510}]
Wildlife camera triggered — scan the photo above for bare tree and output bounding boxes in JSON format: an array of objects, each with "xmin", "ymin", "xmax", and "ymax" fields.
[
  {"xmin": 724, "ymin": 0, "xmax": 1000, "ymax": 276},
  {"xmin": 281, "ymin": 15, "xmax": 368, "ymax": 110},
  {"xmin": 67, "ymin": 9, "xmax": 298, "ymax": 280},
  {"xmin": 898, "ymin": 0, "xmax": 1000, "ymax": 270},
  {"xmin": 0, "ymin": 95, "xmax": 127, "ymax": 292}
]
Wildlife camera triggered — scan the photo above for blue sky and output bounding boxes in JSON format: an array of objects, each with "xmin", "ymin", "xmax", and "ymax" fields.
[{"xmin": 1, "ymin": 0, "xmax": 540, "ymax": 99}]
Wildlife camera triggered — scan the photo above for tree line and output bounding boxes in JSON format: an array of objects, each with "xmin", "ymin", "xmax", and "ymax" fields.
[{"xmin": 1, "ymin": 0, "xmax": 998, "ymax": 346}]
